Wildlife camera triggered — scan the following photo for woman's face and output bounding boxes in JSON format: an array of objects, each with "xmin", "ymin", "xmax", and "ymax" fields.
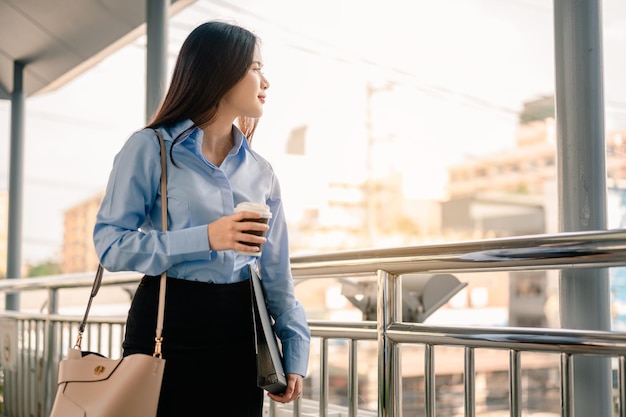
[{"xmin": 220, "ymin": 46, "xmax": 270, "ymax": 120}]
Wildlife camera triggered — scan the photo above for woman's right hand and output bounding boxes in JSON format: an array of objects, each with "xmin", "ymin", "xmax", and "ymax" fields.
[{"xmin": 207, "ymin": 211, "xmax": 269, "ymax": 253}]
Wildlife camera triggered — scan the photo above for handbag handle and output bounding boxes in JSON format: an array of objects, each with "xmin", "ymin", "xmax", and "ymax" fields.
[
  {"xmin": 74, "ymin": 130, "xmax": 169, "ymax": 359},
  {"xmin": 153, "ymin": 130, "xmax": 168, "ymax": 358}
]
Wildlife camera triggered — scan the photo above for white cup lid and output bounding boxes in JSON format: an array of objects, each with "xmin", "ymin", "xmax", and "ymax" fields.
[{"xmin": 235, "ymin": 202, "xmax": 272, "ymax": 217}]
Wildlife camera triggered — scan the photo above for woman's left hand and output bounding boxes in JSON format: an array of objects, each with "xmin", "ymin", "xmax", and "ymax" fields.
[{"xmin": 267, "ymin": 373, "xmax": 303, "ymax": 403}]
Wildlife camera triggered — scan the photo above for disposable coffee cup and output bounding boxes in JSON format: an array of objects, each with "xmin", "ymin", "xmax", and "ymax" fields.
[{"xmin": 234, "ymin": 202, "xmax": 272, "ymax": 256}]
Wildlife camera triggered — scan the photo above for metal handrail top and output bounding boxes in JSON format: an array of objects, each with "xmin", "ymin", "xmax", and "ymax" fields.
[
  {"xmin": 290, "ymin": 229, "xmax": 626, "ymax": 277},
  {"xmin": 1, "ymin": 229, "xmax": 626, "ymax": 292}
]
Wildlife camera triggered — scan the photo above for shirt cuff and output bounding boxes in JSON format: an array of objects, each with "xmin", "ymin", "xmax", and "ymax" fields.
[
  {"xmin": 167, "ymin": 225, "xmax": 211, "ymax": 260},
  {"xmin": 281, "ymin": 338, "xmax": 310, "ymax": 377}
]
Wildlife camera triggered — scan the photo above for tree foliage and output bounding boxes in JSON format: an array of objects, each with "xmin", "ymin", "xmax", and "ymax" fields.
[{"xmin": 27, "ymin": 261, "xmax": 62, "ymax": 277}]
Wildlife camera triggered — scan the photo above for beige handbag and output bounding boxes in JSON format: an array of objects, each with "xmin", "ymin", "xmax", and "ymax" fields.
[{"xmin": 49, "ymin": 131, "xmax": 169, "ymax": 417}]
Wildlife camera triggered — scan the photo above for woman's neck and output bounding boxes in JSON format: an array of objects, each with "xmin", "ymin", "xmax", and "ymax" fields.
[{"xmin": 201, "ymin": 120, "xmax": 234, "ymax": 166}]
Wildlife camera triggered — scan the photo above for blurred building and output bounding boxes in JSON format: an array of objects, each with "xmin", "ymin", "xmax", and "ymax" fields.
[
  {"xmin": 447, "ymin": 97, "xmax": 557, "ymax": 199},
  {"xmin": 61, "ymin": 193, "xmax": 102, "ymax": 273},
  {"xmin": 447, "ymin": 96, "xmax": 626, "ymax": 199},
  {"xmin": 443, "ymin": 96, "xmax": 626, "ymax": 328},
  {"xmin": 287, "ymin": 174, "xmax": 443, "ymax": 255}
]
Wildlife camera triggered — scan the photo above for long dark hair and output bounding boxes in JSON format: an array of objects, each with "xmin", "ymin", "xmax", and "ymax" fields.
[{"xmin": 147, "ymin": 21, "xmax": 260, "ymax": 143}]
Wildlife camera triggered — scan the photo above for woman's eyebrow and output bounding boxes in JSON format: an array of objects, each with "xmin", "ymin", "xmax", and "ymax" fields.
[{"xmin": 252, "ymin": 60, "xmax": 263, "ymax": 67}]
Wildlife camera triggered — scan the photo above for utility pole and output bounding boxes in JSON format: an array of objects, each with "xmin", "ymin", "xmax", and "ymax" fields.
[{"xmin": 365, "ymin": 81, "xmax": 394, "ymax": 246}]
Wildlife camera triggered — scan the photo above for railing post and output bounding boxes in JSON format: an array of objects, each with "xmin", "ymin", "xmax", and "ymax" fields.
[
  {"xmin": 424, "ymin": 344, "xmax": 435, "ymax": 417},
  {"xmin": 561, "ymin": 353, "xmax": 574, "ymax": 417},
  {"xmin": 292, "ymin": 396, "xmax": 301, "ymax": 417},
  {"xmin": 319, "ymin": 338, "xmax": 329, "ymax": 417},
  {"xmin": 348, "ymin": 340, "xmax": 358, "ymax": 417},
  {"xmin": 43, "ymin": 287, "xmax": 59, "ymax": 414},
  {"xmin": 509, "ymin": 350, "xmax": 521, "ymax": 417},
  {"xmin": 464, "ymin": 347, "xmax": 475, "ymax": 417},
  {"xmin": 377, "ymin": 269, "xmax": 401, "ymax": 417},
  {"xmin": 617, "ymin": 356, "xmax": 626, "ymax": 417}
]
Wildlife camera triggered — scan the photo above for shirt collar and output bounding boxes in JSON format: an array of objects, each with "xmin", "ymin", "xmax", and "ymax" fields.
[
  {"xmin": 231, "ymin": 125, "xmax": 256, "ymax": 158},
  {"xmin": 225, "ymin": 125, "xmax": 259, "ymax": 161},
  {"xmin": 164, "ymin": 119, "xmax": 196, "ymax": 143},
  {"xmin": 164, "ymin": 119, "xmax": 258, "ymax": 161}
]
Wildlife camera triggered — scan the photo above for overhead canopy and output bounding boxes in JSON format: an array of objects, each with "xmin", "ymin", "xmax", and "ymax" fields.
[{"xmin": 0, "ymin": 0, "xmax": 195, "ymax": 100}]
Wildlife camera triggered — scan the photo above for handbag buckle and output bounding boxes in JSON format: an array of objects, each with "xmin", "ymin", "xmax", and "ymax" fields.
[
  {"xmin": 153, "ymin": 336, "xmax": 163, "ymax": 358},
  {"xmin": 73, "ymin": 332, "xmax": 83, "ymax": 349}
]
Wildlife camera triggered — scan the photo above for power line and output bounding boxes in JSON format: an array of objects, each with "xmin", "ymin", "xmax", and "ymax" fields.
[
  {"xmin": 495, "ymin": 0, "xmax": 551, "ymax": 13},
  {"xmin": 181, "ymin": 0, "xmax": 523, "ymax": 116}
]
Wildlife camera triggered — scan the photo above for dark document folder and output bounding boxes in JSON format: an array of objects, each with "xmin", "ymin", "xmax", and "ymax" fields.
[{"xmin": 249, "ymin": 265, "xmax": 288, "ymax": 395}]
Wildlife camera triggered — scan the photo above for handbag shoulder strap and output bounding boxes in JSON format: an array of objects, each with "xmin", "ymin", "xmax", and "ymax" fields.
[
  {"xmin": 153, "ymin": 130, "xmax": 168, "ymax": 358},
  {"xmin": 74, "ymin": 129, "xmax": 169, "ymax": 359}
]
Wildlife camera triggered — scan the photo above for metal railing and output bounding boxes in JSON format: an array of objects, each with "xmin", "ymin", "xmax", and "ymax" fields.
[{"xmin": 2, "ymin": 229, "xmax": 626, "ymax": 416}]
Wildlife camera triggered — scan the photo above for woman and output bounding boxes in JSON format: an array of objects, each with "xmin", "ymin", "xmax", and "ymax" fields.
[{"xmin": 93, "ymin": 21, "xmax": 310, "ymax": 416}]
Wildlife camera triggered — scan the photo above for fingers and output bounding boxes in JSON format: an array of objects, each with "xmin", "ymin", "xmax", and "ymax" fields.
[
  {"xmin": 232, "ymin": 210, "xmax": 262, "ymax": 221},
  {"xmin": 207, "ymin": 212, "xmax": 269, "ymax": 252},
  {"xmin": 234, "ymin": 212, "xmax": 269, "ymax": 252},
  {"xmin": 267, "ymin": 374, "xmax": 303, "ymax": 403}
]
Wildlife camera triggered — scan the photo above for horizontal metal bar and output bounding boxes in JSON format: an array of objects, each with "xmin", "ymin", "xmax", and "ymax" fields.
[
  {"xmin": 291, "ymin": 229, "xmax": 626, "ymax": 277},
  {"xmin": 0, "ymin": 271, "xmax": 142, "ymax": 292},
  {"xmin": 309, "ymin": 320, "xmax": 377, "ymax": 331},
  {"xmin": 2, "ymin": 229, "xmax": 626, "ymax": 292},
  {"xmin": 308, "ymin": 326, "xmax": 378, "ymax": 340},
  {"xmin": 309, "ymin": 320, "xmax": 626, "ymax": 356},
  {"xmin": 387, "ymin": 323, "xmax": 626, "ymax": 355},
  {"xmin": 0, "ymin": 311, "xmax": 127, "ymax": 324},
  {"xmin": 7, "ymin": 314, "xmax": 626, "ymax": 357}
]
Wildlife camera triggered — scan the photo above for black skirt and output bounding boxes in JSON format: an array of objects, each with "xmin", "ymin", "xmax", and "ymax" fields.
[{"xmin": 122, "ymin": 275, "xmax": 263, "ymax": 417}]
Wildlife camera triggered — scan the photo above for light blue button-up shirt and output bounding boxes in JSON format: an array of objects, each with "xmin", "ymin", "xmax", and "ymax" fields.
[{"xmin": 94, "ymin": 120, "xmax": 310, "ymax": 376}]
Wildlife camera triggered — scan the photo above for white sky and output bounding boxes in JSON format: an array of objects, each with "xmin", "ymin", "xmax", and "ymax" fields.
[{"xmin": 1, "ymin": 0, "xmax": 626, "ymax": 264}]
